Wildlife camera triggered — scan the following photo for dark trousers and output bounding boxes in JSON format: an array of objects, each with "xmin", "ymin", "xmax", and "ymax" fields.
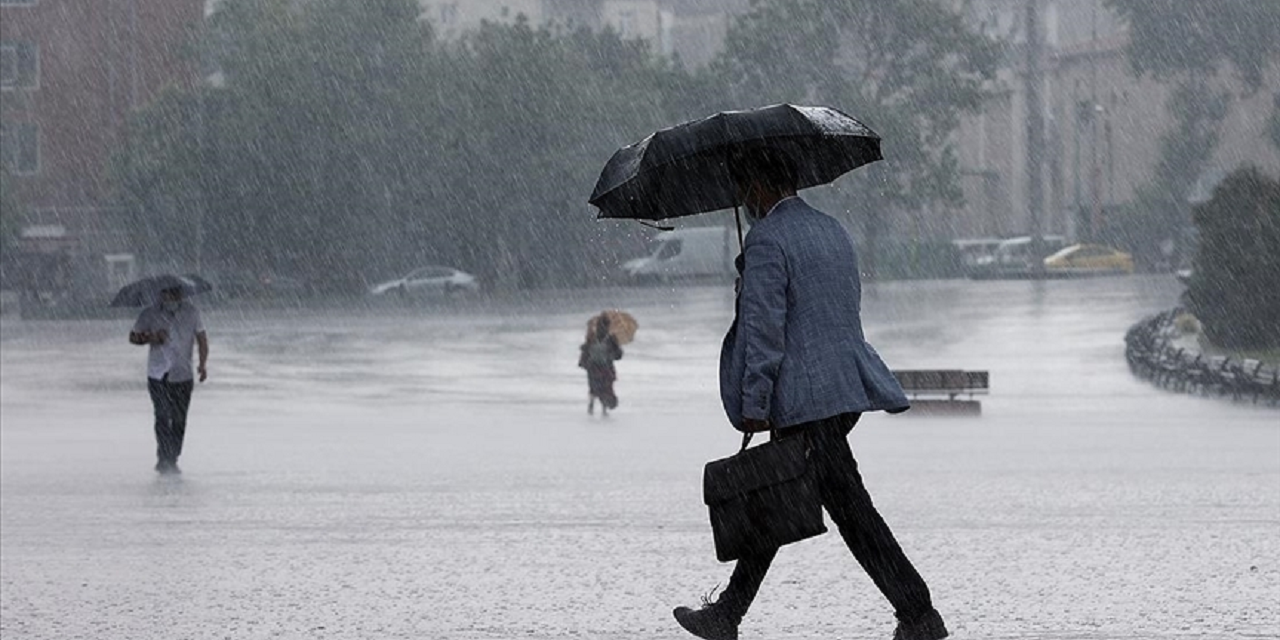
[
  {"xmin": 147, "ymin": 377, "xmax": 193, "ymax": 464},
  {"xmin": 718, "ymin": 413, "xmax": 935, "ymax": 623}
]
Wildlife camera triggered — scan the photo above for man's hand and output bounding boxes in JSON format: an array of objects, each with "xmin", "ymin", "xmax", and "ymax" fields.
[
  {"xmin": 742, "ymin": 417, "xmax": 771, "ymax": 432},
  {"xmin": 198, "ymin": 364, "xmax": 208, "ymax": 383},
  {"xmin": 129, "ymin": 330, "xmax": 166, "ymax": 346}
]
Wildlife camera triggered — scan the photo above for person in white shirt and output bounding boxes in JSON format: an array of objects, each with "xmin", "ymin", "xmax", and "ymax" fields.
[{"xmin": 129, "ymin": 287, "xmax": 208, "ymax": 474}]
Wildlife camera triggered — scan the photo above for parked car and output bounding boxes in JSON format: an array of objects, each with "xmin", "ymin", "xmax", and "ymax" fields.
[
  {"xmin": 967, "ymin": 235, "xmax": 1067, "ymax": 279},
  {"xmin": 977, "ymin": 235, "xmax": 1067, "ymax": 268},
  {"xmin": 1043, "ymin": 244, "xmax": 1134, "ymax": 275},
  {"xmin": 952, "ymin": 237, "xmax": 1005, "ymax": 269},
  {"xmin": 369, "ymin": 266, "xmax": 479, "ymax": 296}
]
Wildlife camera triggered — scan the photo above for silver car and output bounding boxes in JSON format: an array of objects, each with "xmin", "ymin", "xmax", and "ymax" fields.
[{"xmin": 369, "ymin": 266, "xmax": 479, "ymax": 296}]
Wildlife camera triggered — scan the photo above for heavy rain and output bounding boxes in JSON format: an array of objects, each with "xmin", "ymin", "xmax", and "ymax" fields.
[{"xmin": 2, "ymin": 1, "xmax": 1278, "ymax": 639}]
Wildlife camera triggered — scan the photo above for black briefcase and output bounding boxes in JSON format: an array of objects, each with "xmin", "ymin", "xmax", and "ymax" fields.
[{"xmin": 702, "ymin": 432, "xmax": 827, "ymax": 562}]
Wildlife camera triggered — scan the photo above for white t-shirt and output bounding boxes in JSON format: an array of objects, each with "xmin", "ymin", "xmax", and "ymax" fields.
[{"xmin": 132, "ymin": 301, "xmax": 205, "ymax": 382}]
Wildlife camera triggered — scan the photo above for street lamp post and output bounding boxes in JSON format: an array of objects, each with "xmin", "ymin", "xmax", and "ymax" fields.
[
  {"xmin": 1024, "ymin": 0, "xmax": 1045, "ymax": 274},
  {"xmin": 1091, "ymin": 102, "xmax": 1103, "ymax": 241}
]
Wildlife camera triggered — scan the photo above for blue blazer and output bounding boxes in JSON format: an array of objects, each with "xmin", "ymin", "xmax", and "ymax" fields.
[{"xmin": 720, "ymin": 197, "xmax": 909, "ymax": 430}]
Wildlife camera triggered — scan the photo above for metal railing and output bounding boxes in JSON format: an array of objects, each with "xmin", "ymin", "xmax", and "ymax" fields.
[{"xmin": 1125, "ymin": 309, "xmax": 1280, "ymax": 405}]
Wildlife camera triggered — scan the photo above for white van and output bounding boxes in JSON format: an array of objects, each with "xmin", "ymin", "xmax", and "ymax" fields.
[
  {"xmin": 978, "ymin": 235, "xmax": 1067, "ymax": 269},
  {"xmin": 622, "ymin": 227, "xmax": 737, "ymax": 283}
]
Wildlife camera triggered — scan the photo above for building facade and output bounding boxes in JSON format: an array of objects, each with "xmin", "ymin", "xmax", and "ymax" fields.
[
  {"xmin": 953, "ymin": 0, "xmax": 1280, "ymax": 246},
  {"xmin": 1, "ymin": 0, "xmax": 204, "ymax": 304}
]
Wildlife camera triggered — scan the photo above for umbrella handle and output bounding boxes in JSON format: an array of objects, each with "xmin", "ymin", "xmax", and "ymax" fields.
[{"xmin": 734, "ymin": 206, "xmax": 744, "ymax": 253}]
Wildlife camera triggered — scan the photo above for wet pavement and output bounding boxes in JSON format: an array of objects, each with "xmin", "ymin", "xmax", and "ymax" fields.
[{"xmin": 2, "ymin": 276, "xmax": 1277, "ymax": 640}]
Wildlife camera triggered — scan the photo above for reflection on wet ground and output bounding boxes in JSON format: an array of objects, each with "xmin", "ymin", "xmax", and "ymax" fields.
[{"xmin": 2, "ymin": 276, "xmax": 1277, "ymax": 639}]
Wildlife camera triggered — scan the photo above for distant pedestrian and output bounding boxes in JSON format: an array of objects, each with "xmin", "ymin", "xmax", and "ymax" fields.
[
  {"xmin": 129, "ymin": 286, "xmax": 208, "ymax": 474},
  {"xmin": 673, "ymin": 147, "xmax": 944, "ymax": 640},
  {"xmin": 579, "ymin": 312, "xmax": 623, "ymax": 415}
]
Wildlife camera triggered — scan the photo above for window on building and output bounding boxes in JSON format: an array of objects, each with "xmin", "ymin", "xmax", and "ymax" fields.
[
  {"xmin": 0, "ymin": 41, "xmax": 39, "ymax": 90},
  {"xmin": 105, "ymin": 254, "xmax": 138, "ymax": 294},
  {"xmin": 0, "ymin": 122, "xmax": 39, "ymax": 174},
  {"xmin": 617, "ymin": 11, "xmax": 636, "ymax": 38},
  {"xmin": 438, "ymin": 2, "xmax": 457, "ymax": 27}
]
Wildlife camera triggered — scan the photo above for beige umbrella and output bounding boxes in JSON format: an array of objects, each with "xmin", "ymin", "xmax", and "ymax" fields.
[{"xmin": 587, "ymin": 310, "xmax": 638, "ymax": 345}]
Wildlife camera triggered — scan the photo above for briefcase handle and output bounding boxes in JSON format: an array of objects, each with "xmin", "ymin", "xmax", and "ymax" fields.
[{"xmin": 739, "ymin": 430, "xmax": 779, "ymax": 452}]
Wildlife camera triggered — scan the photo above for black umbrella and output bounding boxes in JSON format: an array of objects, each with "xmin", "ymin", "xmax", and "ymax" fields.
[
  {"xmin": 109, "ymin": 274, "xmax": 213, "ymax": 308},
  {"xmin": 589, "ymin": 104, "xmax": 882, "ymax": 222}
]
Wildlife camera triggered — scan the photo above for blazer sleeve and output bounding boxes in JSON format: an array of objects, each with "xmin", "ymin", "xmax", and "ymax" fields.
[{"xmin": 739, "ymin": 234, "xmax": 788, "ymax": 422}]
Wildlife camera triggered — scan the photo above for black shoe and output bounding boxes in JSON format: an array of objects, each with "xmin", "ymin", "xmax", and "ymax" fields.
[
  {"xmin": 155, "ymin": 459, "xmax": 181, "ymax": 475},
  {"xmin": 673, "ymin": 603, "xmax": 738, "ymax": 640},
  {"xmin": 893, "ymin": 609, "xmax": 948, "ymax": 640}
]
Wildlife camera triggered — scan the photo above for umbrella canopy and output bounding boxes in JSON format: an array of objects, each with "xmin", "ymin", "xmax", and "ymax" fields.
[
  {"xmin": 589, "ymin": 104, "xmax": 881, "ymax": 221},
  {"xmin": 587, "ymin": 310, "xmax": 638, "ymax": 345},
  {"xmin": 110, "ymin": 274, "xmax": 213, "ymax": 308}
]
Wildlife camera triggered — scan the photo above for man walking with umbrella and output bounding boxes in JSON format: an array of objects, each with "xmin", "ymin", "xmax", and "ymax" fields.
[
  {"xmin": 671, "ymin": 147, "xmax": 946, "ymax": 640},
  {"xmin": 128, "ymin": 282, "xmax": 208, "ymax": 474},
  {"xmin": 590, "ymin": 105, "xmax": 948, "ymax": 640}
]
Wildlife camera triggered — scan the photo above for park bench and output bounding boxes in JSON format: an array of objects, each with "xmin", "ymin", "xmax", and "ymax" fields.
[{"xmin": 892, "ymin": 369, "xmax": 989, "ymax": 416}]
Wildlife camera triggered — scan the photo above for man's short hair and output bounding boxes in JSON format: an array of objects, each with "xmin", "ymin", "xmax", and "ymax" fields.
[{"xmin": 727, "ymin": 146, "xmax": 798, "ymax": 192}]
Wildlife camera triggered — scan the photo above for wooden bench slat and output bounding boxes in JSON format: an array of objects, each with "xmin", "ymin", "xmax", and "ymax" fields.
[{"xmin": 892, "ymin": 370, "xmax": 990, "ymax": 398}]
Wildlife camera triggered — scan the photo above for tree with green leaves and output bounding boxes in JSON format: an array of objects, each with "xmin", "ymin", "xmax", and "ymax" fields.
[
  {"xmin": 112, "ymin": 88, "xmax": 206, "ymax": 270},
  {"xmin": 112, "ymin": 0, "xmax": 700, "ymax": 291},
  {"xmin": 117, "ymin": 0, "xmax": 457, "ymax": 289},
  {"xmin": 710, "ymin": 0, "xmax": 999, "ymax": 253},
  {"xmin": 1270, "ymin": 93, "xmax": 1280, "ymax": 152},
  {"xmin": 1108, "ymin": 0, "xmax": 1280, "ymax": 93},
  {"xmin": 0, "ymin": 168, "xmax": 19, "ymax": 248},
  {"xmin": 443, "ymin": 18, "xmax": 696, "ymax": 288},
  {"xmin": 206, "ymin": 0, "xmax": 447, "ymax": 288},
  {"xmin": 1187, "ymin": 167, "xmax": 1280, "ymax": 350},
  {"xmin": 1, "ymin": 95, "xmax": 28, "ymax": 257}
]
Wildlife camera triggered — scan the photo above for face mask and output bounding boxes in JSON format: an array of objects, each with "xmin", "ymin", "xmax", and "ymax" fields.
[{"xmin": 162, "ymin": 300, "xmax": 181, "ymax": 313}]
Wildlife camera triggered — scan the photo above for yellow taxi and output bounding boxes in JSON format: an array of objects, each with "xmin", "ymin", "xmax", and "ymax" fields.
[{"xmin": 1043, "ymin": 244, "xmax": 1134, "ymax": 275}]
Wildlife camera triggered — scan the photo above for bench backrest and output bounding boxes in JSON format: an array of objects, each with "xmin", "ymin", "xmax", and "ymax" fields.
[{"xmin": 893, "ymin": 370, "xmax": 989, "ymax": 392}]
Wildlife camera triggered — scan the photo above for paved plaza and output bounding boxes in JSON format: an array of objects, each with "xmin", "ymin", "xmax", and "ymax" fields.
[{"xmin": 2, "ymin": 277, "xmax": 1276, "ymax": 639}]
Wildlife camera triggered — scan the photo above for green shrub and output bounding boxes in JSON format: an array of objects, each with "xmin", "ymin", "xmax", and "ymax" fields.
[{"xmin": 1187, "ymin": 167, "xmax": 1280, "ymax": 349}]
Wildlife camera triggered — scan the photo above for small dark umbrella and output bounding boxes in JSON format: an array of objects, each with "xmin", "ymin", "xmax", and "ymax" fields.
[
  {"xmin": 110, "ymin": 274, "xmax": 213, "ymax": 308},
  {"xmin": 589, "ymin": 104, "xmax": 882, "ymax": 222}
]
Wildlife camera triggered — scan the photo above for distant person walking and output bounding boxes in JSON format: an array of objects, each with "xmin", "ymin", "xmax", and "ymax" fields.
[
  {"xmin": 579, "ymin": 312, "xmax": 623, "ymax": 415},
  {"xmin": 673, "ymin": 147, "xmax": 945, "ymax": 640},
  {"xmin": 129, "ymin": 286, "xmax": 208, "ymax": 474}
]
